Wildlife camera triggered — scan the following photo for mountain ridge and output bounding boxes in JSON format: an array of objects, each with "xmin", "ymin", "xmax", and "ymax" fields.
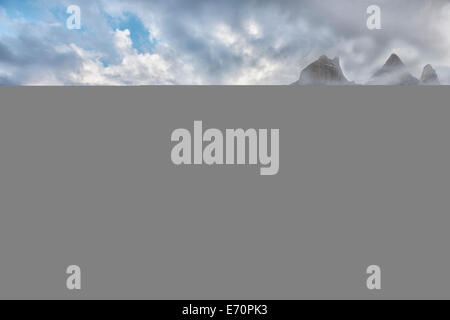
[
  {"xmin": 292, "ymin": 53, "xmax": 440, "ymax": 85},
  {"xmin": 291, "ymin": 55, "xmax": 353, "ymax": 85}
]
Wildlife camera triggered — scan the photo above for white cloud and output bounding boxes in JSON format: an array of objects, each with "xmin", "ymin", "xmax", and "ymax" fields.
[
  {"xmin": 66, "ymin": 29, "xmax": 187, "ymax": 85},
  {"xmin": 245, "ymin": 21, "xmax": 262, "ymax": 38}
]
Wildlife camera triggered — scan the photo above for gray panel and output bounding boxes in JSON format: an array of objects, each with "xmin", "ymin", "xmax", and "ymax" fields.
[{"xmin": 0, "ymin": 87, "xmax": 449, "ymax": 299}]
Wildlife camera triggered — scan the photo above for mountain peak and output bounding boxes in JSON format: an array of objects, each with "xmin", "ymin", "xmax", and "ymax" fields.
[
  {"xmin": 384, "ymin": 53, "xmax": 404, "ymax": 67},
  {"xmin": 292, "ymin": 55, "xmax": 350, "ymax": 85},
  {"xmin": 421, "ymin": 64, "xmax": 440, "ymax": 85},
  {"xmin": 318, "ymin": 55, "xmax": 340, "ymax": 64},
  {"xmin": 368, "ymin": 53, "xmax": 419, "ymax": 85}
]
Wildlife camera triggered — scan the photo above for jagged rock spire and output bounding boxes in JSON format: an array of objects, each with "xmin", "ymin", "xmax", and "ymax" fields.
[{"xmin": 420, "ymin": 64, "xmax": 440, "ymax": 85}]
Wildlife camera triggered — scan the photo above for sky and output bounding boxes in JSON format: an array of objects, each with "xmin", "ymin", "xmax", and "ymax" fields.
[{"xmin": 1, "ymin": 0, "xmax": 450, "ymax": 85}]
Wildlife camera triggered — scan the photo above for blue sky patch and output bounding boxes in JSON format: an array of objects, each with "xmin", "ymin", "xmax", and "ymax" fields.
[{"xmin": 107, "ymin": 12, "xmax": 156, "ymax": 54}]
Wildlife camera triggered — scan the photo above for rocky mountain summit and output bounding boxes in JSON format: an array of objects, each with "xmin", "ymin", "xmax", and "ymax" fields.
[
  {"xmin": 291, "ymin": 55, "xmax": 352, "ymax": 85},
  {"xmin": 292, "ymin": 53, "xmax": 440, "ymax": 85},
  {"xmin": 420, "ymin": 64, "xmax": 440, "ymax": 85},
  {"xmin": 368, "ymin": 53, "xmax": 419, "ymax": 85}
]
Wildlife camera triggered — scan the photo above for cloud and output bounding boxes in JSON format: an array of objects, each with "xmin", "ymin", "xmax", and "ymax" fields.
[
  {"xmin": 68, "ymin": 29, "xmax": 186, "ymax": 85},
  {"xmin": 1, "ymin": 0, "xmax": 450, "ymax": 84}
]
